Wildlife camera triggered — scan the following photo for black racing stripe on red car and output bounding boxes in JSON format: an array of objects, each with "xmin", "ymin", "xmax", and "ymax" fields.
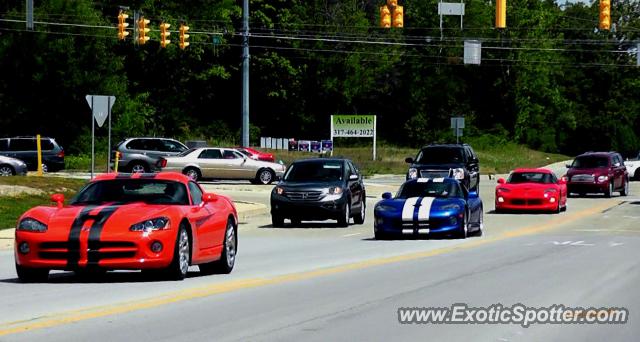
[
  {"xmin": 66, "ymin": 206, "xmax": 97, "ymax": 269},
  {"xmin": 115, "ymin": 173, "xmax": 132, "ymax": 179},
  {"xmin": 139, "ymin": 173, "xmax": 158, "ymax": 179},
  {"xmin": 87, "ymin": 206, "xmax": 120, "ymax": 266}
]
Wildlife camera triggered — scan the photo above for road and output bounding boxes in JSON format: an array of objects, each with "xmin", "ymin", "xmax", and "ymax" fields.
[{"xmin": 0, "ymin": 178, "xmax": 638, "ymax": 341}]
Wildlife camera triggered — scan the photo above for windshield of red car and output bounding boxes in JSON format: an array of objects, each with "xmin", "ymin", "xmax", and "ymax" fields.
[
  {"xmin": 71, "ymin": 179, "xmax": 190, "ymax": 205},
  {"xmin": 571, "ymin": 156, "xmax": 609, "ymax": 168},
  {"xmin": 508, "ymin": 172, "xmax": 556, "ymax": 184},
  {"xmin": 284, "ymin": 161, "xmax": 343, "ymax": 182},
  {"xmin": 397, "ymin": 181, "xmax": 462, "ymax": 199}
]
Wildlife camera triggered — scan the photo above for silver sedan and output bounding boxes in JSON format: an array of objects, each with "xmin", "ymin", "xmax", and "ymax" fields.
[
  {"xmin": 0, "ymin": 155, "xmax": 28, "ymax": 176},
  {"xmin": 159, "ymin": 147, "xmax": 286, "ymax": 184}
]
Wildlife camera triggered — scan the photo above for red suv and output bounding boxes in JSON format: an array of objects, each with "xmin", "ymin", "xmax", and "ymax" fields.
[{"xmin": 565, "ymin": 152, "xmax": 629, "ymax": 197}]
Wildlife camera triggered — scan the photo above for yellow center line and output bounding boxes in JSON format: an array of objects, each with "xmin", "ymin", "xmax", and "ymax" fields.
[{"xmin": 0, "ymin": 200, "xmax": 618, "ymax": 336}]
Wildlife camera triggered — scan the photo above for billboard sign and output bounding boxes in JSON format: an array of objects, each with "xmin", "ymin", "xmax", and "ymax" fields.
[{"xmin": 331, "ymin": 115, "xmax": 375, "ymax": 137}]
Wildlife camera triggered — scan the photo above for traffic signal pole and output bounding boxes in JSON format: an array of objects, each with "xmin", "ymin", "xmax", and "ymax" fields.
[{"xmin": 241, "ymin": 0, "xmax": 250, "ymax": 147}]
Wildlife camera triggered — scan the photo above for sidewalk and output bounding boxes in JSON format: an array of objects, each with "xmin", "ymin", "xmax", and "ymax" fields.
[{"xmin": 0, "ymin": 200, "xmax": 268, "ymax": 251}]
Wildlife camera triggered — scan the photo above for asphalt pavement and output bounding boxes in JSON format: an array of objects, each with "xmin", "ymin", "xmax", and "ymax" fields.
[{"xmin": 0, "ymin": 177, "xmax": 638, "ymax": 341}]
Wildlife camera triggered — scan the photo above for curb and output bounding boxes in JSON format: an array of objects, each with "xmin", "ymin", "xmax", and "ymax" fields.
[{"xmin": 0, "ymin": 200, "xmax": 269, "ymax": 251}]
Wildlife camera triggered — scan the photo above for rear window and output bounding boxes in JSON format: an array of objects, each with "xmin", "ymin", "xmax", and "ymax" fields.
[
  {"xmin": 508, "ymin": 172, "xmax": 556, "ymax": 184},
  {"xmin": 40, "ymin": 139, "xmax": 54, "ymax": 150},
  {"xmin": 126, "ymin": 139, "xmax": 148, "ymax": 150}
]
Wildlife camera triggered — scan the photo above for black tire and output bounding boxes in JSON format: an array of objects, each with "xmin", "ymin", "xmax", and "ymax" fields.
[
  {"xmin": 200, "ymin": 219, "xmax": 237, "ymax": 275},
  {"xmin": 16, "ymin": 263, "xmax": 49, "ymax": 283},
  {"xmin": 166, "ymin": 225, "xmax": 190, "ymax": 280},
  {"xmin": 555, "ymin": 200, "xmax": 562, "ymax": 214},
  {"xmin": 470, "ymin": 207, "xmax": 484, "ymax": 236},
  {"xmin": 337, "ymin": 202, "xmax": 350, "ymax": 227},
  {"xmin": 272, "ymin": 214, "xmax": 284, "ymax": 227},
  {"xmin": 183, "ymin": 167, "xmax": 201, "ymax": 182},
  {"xmin": 353, "ymin": 198, "xmax": 366, "ymax": 225},
  {"xmin": 41, "ymin": 163, "xmax": 49, "ymax": 173},
  {"xmin": 635, "ymin": 169, "xmax": 640, "ymax": 181},
  {"xmin": 374, "ymin": 231, "xmax": 389, "ymax": 240},
  {"xmin": 604, "ymin": 182, "xmax": 613, "ymax": 198},
  {"xmin": 256, "ymin": 168, "xmax": 275, "ymax": 185},
  {"xmin": 0, "ymin": 164, "xmax": 15, "ymax": 176},
  {"xmin": 620, "ymin": 178, "xmax": 629, "ymax": 196},
  {"xmin": 455, "ymin": 210, "xmax": 469, "ymax": 239},
  {"xmin": 129, "ymin": 162, "xmax": 148, "ymax": 173}
]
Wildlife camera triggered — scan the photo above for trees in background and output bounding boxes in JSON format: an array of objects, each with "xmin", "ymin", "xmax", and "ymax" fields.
[{"xmin": 0, "ymin": 0, "xmax": 638, "ymax": 156}]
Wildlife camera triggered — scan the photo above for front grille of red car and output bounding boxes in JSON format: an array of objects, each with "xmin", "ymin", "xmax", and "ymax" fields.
[
  {"xmin": 510, "ymin": 199, "xmax": 543, "ymax": 205},
  {"xmin": 37, "ymin": 241, "xmax": 137, "ymax": 260}
]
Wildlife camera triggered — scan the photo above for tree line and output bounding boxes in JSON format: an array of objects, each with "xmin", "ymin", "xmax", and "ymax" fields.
[{"xmin": 0, "ymin": 0, "xmax": 638, "ymax": 156}]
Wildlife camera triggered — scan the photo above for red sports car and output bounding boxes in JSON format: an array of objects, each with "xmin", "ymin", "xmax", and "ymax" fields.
[
  {"xmin": 495, "ymin": 168, "xmax": 567, "ymax": 213},
  {"xmin": 14, "ymin": 172, "xmax": 238, "ymax": 282},
  {"xmin": 235, "ymin": 147, "xmax": 276, "ymax": 163}
]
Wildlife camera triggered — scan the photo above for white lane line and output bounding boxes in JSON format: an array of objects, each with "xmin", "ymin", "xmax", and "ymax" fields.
[{"xmin": 342, "ymin": 233, "xmax": 362, "ymax": 237}]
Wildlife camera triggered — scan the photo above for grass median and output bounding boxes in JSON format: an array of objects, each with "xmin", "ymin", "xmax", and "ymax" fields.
[{"xmin": 0, "ymin": 177, "xmax": 85, "ymax": 229}]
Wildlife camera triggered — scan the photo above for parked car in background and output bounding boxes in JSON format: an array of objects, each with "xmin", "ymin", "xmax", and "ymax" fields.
[
  {"xmin": 624, "ymin": 152, "xmax": 640, "ymax": 180},
  {"xmin": 565, "ymin": 151, "xmax": 629, "ymax": 197},
  {"xmin": 0, "ymin": 136, "xmax": 64, "ymax": 172},
  {"xmin": 113, "ymin": 137, "xmax": 188, "ymax": 173},
  {"xmin": 270, "ymin": 158, "xmax": 366, "ymax": 227},
  {"xmin": 405, "ymin": 143, "xmax": 480, "ymax": 192},
  {"xmin": 0, "ymin": 155, "xmax": 28, "ymax": 176},
  {"xmin": 158, "ymin": 147, "xmax": 286, "ymax": 184},
  {"xmin": 495, "ymin": 168, "xmax": 567, "ymax": 213},
  {"xmin": 235, "ymin": 147, "xmax": 276, "ymax": 163}
]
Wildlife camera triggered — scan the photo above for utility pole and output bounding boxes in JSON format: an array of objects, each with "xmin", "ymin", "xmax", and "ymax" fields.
[
  {"xmin": 241, "ymin": 0, "xmax": 250, "ymax": 147},
  {"xmin": 26, "ymin": 0, "xmax": 33, "ymax": 30}
]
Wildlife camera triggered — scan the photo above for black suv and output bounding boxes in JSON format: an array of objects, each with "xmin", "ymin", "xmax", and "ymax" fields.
[
  {"xmin": 270, "ymin": 158, "xmax": 366, "ymax": 227},
  {"xmin": 405, "ymin": 144, "xmax": 480, "ymax": 191},
  {"xmin": 0, "ymin": 136, "xmax": 65, "ymax": 172}
]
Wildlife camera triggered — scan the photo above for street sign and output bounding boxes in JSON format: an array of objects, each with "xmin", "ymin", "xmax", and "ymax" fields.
[
  {"xmin": 451, "ymin": 117, "xmax": 465, "ymax": 143},
  {"xmin": 85, "ymin": 95, "xmax": 116, "ymax": 178},
  {"xmin": 86, "ymin": 95, "xmax": 115, "ymax": 127}
]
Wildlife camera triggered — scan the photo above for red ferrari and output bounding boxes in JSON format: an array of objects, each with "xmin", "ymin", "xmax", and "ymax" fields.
[
  {"xmin": 14, "ymin": 172, "xmax": 238, "ymax": 282},
  {"xmin": 235, "ymin": 147, "xmax": 276, "ymax": 163},
  {"xmin": 495, "ymin": 168, "xmax": 567, "ymax": 213}
]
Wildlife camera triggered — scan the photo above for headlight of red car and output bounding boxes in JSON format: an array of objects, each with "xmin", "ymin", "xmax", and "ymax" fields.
[
  {"xmin": 544, "ymin": 188, "xmax": 558, "ymax": 200},
  {"xmin": 130, "ymin": 217, "xmax": 170, "ymax": 232},
  {"xmin": 17, "ymin": 218, "xmax": 48, "ymax": 232}
]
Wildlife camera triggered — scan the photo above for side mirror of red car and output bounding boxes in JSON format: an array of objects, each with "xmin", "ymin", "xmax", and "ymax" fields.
[
  {"xmin": 497, "ymin": 178, "xmax": 506, "ymax": 184},
  {"xmin": 51, "ymin": 193, "xmax": 64, "ymax": 209},
  {"xmin": 202, "ymin": 193, "xmax": 218, "ymax": 203},
  {"xmin": 558, "ymin": 178, "xmax": 567, "ymax": 185}
]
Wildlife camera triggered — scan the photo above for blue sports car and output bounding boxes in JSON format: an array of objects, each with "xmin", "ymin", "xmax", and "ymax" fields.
[{"xmin": 374, "ymin": 178, "xmax": 483, "ymax": 239}]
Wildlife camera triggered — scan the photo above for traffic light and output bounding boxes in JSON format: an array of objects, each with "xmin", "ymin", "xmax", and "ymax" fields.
[
  {"xmin": 496, "ymin": 0, "xmax": 506, "ymax": 29},
  {"xmin": 117, "ymin": 10, "xmax": 129, "ymax": 40},
  {"xmin": 380, "ymin": 5, "xmax": 391, "ymax": 28},
  {"xmin": 160, "ymin": 22, "xmax": 171, "ymax": 48},
  {"xmin": 599, "ymin": 0, "xmax": 610, "ymax": 30},
  {"xmin": 179, "ymin": 24, "xmax": 190, "ymax": 49},
  {"xmin": 137, "ymin": 16, "xmax": 150, "ymax": 45},
  {"xmin": 392, "ymin": 5, "xmax": 403, "ymax": 28}
]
